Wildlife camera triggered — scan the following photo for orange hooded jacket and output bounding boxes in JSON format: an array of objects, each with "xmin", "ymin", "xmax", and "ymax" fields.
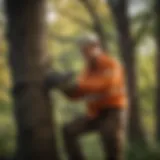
[{"xmin": 69, "ymin": 53, "xmax": 128, "ymax": 118}]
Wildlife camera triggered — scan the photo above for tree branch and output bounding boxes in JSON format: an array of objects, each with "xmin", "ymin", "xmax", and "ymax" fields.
[{"xmin": 57, "ymin": 9, "xmax": 93, "ymax": 30}]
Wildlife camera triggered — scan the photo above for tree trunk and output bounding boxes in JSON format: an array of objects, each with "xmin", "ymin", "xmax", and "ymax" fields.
[
  {"xmin": 108, "ymin": 0, "xmax": 146, "ymax": 144},
  {"xmin": 5, "ymin": 1, "xmax": 60, "ymax": 160},
  {"xmin": 155, "ymin": 0, "xmax": 160, "ymax": 143}
]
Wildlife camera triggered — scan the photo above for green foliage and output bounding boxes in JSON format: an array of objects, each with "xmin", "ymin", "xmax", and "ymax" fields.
[
  {"xmin": 0, "ymin": 102, "xmax": 16, "ymax": 157},
  {"xmin": 127, "ymin": 145, "xmax": 160, "ymax": 160},
  {"xmin": 137, "ymin": 52, "xmax": 155, "ymax": 141}
]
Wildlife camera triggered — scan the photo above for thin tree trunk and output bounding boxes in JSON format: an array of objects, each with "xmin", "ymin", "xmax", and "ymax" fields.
[
  {"xmin": 155, "ymin": 0, "xmax": 160, "ymax": 143},
  {"xmin": 5, "ymin": 0, "xmax": 60, "ymax": 160},
  {"xmin": 108, "ymin": 0, "xmax": 146, "ymax": 144}
]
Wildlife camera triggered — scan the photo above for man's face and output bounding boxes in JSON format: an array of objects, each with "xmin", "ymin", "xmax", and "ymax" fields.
[{"xmin": 81, "ymin": 43, "xmax": 100, "ymax": 62}]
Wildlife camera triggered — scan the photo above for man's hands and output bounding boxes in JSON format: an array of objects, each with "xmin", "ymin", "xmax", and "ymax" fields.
[
  {"xmin": 45, "ymin": 70, "xmax": 80, "ymax": 98},
  {"xmin": 45, "ymin": 71, "xmax": 75, "ymax": 90}
]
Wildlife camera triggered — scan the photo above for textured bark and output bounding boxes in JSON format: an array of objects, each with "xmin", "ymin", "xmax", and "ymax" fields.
[
  {"xmin": 108, "ymin": 0, "xmax": 146, "ymax": 144},
  {"xmin": 155, "ymin": 0, "xmax": 160, "ymax": 143},
  {"xmin": 5, "ymin": 0, "xmax": 60, "ymax": 160}
]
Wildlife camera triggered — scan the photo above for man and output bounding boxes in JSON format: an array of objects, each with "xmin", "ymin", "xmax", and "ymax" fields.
[{"xmin": 46, "ymin": 35, "xmax": 128, "ymax": 160}]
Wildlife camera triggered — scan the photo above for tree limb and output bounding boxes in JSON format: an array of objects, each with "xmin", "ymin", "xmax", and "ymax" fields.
[{"xmin": 57, "ymin": 9, "xmax": 93, "ymax": 30}]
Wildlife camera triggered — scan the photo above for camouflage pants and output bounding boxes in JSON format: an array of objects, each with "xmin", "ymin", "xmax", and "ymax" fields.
[{"xmin": 62, "ymin": 108, "xmax": 127, "ymax": 160}]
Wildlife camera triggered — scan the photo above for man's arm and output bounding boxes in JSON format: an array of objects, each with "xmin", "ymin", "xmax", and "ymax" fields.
[
  {"xmin": 44, "ymin": 58, "xmax": 122, "ymax": 100},
  {"xmin": 45, "ymin": 71, "xmax": 74, "ymax": 89},
  {"xmin": 45, "ymin": 71, "xmax": 87, "ymax": 100},
  {"xmin": 61, "ymin": 82, "xmax": 105, "ymax": 101}
]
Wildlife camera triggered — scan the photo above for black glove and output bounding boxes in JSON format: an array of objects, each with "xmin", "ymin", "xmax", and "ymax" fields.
[{"xmin": 45, "ymin": 71, "xmax": 74, "ymax": 89}]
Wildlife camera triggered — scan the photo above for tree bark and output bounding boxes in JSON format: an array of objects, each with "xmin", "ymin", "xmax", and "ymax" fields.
[
  {"xmin": 5, "ymin": 0, "xmax": 60, "ymax": 160},
  {"xmin": 108, "ymin": 0, "xmax": 146, "ymax": 144},
  {"xmin": 155, "ymin": 0, "xmax": 160, "ymax": 143}
]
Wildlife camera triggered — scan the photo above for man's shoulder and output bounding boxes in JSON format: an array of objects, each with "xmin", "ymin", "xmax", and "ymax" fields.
[{"xmin": 97, "ymin": 54, "xmax": 122, "ymax": 68}]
